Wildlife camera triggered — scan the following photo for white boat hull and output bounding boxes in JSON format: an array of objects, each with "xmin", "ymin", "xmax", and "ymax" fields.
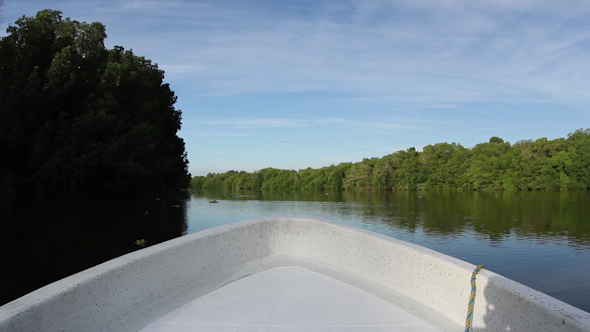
[{"xmin": 1, "ymin": 216, "xmax": 589, "ymax": 331}]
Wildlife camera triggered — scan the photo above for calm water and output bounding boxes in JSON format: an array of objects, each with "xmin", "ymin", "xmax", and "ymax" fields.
[{"xmin": 1, "ymin": 190, "xmax": 589, "ymax": 313}]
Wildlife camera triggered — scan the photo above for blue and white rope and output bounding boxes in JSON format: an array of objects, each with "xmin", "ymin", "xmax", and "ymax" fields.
[{"xmin": 465, "ymin": 264, "xmax": 485, "ymax": 332}]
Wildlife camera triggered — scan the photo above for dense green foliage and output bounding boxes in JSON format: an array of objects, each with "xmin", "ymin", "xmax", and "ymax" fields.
[
  {"xmin": 192, "ymin": 130, "xmax": 590, "ymax": 192},
  {"xmin": 0, "ymin": 10, "xmax": 190, "ymax": 196}
]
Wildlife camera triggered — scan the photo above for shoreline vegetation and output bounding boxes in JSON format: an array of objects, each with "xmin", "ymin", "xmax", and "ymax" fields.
[
  {"xmin": 0, "ymin": 10, "xmax": 190, "ymax": 197},
  {"xmin": 192, "ymin": 129, "xmax": 590, "ymax": 192}
]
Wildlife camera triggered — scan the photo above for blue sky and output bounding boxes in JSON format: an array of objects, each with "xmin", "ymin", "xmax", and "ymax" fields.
[{"xmin": 2, "ymin": 0, "xmax": 590, "ymax": 176}]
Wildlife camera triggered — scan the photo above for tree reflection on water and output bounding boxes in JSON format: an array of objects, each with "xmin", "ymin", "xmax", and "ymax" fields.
[{"xmin": 0, "ymin": 192, "xmax": 189, "ymax": 306}]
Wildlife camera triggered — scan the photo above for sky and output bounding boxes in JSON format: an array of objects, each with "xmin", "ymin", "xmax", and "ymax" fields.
[{"xmin": 2, "ymin": 0, "xmax": 590, "ymax": 176}]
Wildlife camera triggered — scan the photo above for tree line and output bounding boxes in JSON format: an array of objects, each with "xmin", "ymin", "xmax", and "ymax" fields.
[
  {"xmin": 192, "ymin": 129, "xmax": 590, "ymax": 192},
  {"xmin": 0, "ymin": 10, "xmax": 190, "ymax": 196}
]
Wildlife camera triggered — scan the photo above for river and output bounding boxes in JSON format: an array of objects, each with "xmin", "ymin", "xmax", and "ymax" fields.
[{"xmin": 1, "ymin": 190, "xmax": 589, "ymax": 313}]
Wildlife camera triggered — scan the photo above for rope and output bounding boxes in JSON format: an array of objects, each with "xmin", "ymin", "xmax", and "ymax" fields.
[{"xmin": 464, "ymin": 264, "xmax": 485, "ymax": 332}]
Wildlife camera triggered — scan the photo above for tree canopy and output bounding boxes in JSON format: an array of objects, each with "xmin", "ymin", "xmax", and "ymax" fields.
[
  {"xmin": 0, "ymin": 10, "xmax": 190, "ymax": 196},
  {"xmin": 192, "ymin": 129, "xmax": 590, "ymax": 192}
]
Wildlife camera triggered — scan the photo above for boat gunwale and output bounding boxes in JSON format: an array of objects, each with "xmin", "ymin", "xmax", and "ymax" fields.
[{"xmin": 1, "ymin": 216, "xmax": 589, "ymax": 332}]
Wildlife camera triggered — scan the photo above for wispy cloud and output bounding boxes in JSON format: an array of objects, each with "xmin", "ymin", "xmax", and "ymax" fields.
[
  {"xmin": 205, "ymin": 150, "xmax": 224, "ymax": 154},
  {"xmin": 151, "ymin": 1, "xmax": 587, "ymax": 106},
  {"xmin": 188, "ymin": 132, "xmax": 251, "ymax": 137},
  {"xmin": 189, "ymin": 116, "xmax": 459, "ymax": 136},
  {"xmin": 198, "ymin": 118, "xmax": 311, "ymax": 128},
  {"xmin": 8, "ymin": 0, "xmax": 589, "ymax": 106}
]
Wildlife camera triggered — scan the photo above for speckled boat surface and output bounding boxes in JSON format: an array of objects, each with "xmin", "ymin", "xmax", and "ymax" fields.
[{"xmin": 1, "ymin": 216, "xmax": 589, "ymax": 332}]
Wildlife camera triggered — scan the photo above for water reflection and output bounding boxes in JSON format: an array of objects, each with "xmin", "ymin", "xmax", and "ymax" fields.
[
  {"xmin": 0, "ymin": 192, "xmax": 189, "ymax": 305},
  {"xmin": 199, "ymin": 189, "xmax": 590, "ymax": 250}
]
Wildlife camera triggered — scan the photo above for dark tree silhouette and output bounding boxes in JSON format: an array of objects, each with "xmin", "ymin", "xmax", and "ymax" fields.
[{"xmin": 0, "ymin": 10, "xmax": 190, "ymax": 196}]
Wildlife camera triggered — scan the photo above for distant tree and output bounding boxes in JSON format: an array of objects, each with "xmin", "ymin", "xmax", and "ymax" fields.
[
  {"xmin": 0, "ymin": 10, "xmax": 190, "ymax": 196},
  {"xmin": 466, "ymin": 139, "xmax": 512, "ymax": 190},
  {"xmin": 489, "ymin": 136, "xmax": 504, "ymax": 144},
  {"xmin": 566, "ymin": 129, "xmax": 590, "ymax": 189},
  {"xmin": 422, "ymin": 142, "xmax": 467, "ymax": 189},
  {"xmin": 398, "ymin": 148, "xmax": 428, "ymax": 189},
  {"xmin": 343, "ymin": 158, "xmax": 377, "ymax": 190},
  {"xmin": 191, "ymin": 130, "xmax": 590, "ymax": 192},
  {"xmin": 327, "ymin": 163, "xmax": 352, "ymax": 190},
  {"xmin": 371, "ymin": 156, "xmax": 395, "ymax": 190},
  {"xmin": 296, "ymin": 167, "xmax": 318, "ymax": 190}
]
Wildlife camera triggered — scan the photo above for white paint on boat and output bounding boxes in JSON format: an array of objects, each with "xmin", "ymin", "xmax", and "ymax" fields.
[
  {"xmin": 1, "ymin": 216, "xmax": 589, "ymax": 332},
  {"xmin": 140, "ymin": 266, "xmax": 441, "ymax": 332}
]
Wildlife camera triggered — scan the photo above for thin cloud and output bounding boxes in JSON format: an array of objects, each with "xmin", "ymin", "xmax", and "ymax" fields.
[
  {"xmin": 194, "ymin": 116, "xmax": 447, "ymax": 131},
  {"xmin": 190, "ymin": 132, "xmax": 251, "ymax": 137},
  {"xmin": 198, "ymin": 118, "xmax": 311, "ymax": 128},
  {"xmin": 20, "ymin": 0, "xmax": 584, "ymax": 107}
]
